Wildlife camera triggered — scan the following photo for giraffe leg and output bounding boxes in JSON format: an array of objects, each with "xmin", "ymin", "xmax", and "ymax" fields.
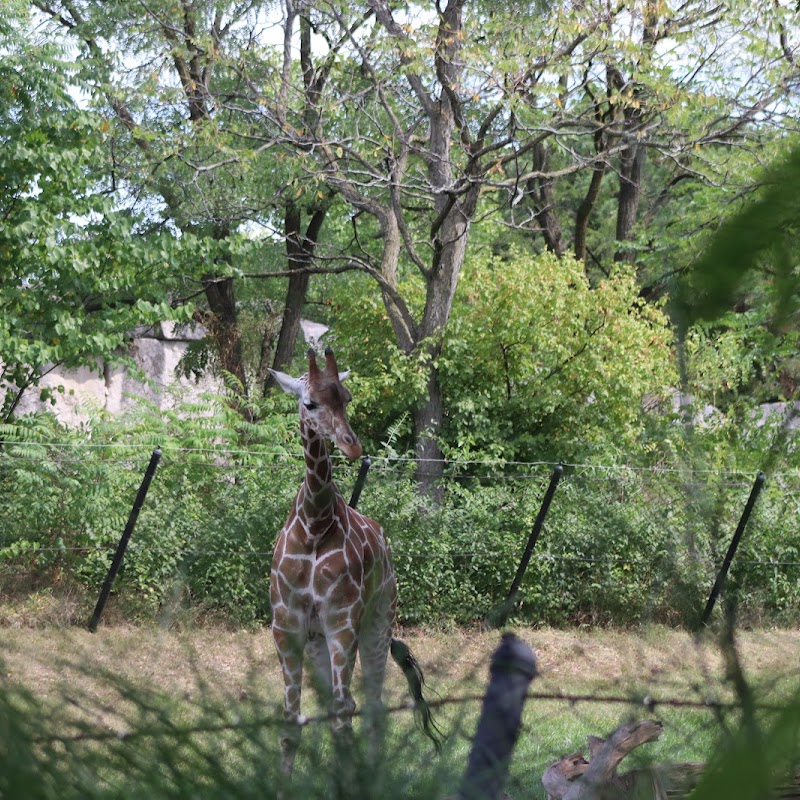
[
  {"xmin": 358, "ymin": 608, "xmax": 393, "ymax": 767},
  {"xmin": 272, "ymin": 626, "xmax": 306, "ymax": 779},
  {"xmin": 327, "ymin": 628, "xmax": 358, "ymax": 735},
  {"xmin": 305, "ymin": 633, "xmax": 333, "ymax": 710},
  {"xmin": 325, "ymin": 628, "xmax": 359, "ymax": 800}
]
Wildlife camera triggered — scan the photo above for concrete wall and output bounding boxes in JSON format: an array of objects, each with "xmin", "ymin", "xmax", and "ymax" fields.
[{"xmin": 13, "ymin": 322, "xmax": 221, "ymax": 425}]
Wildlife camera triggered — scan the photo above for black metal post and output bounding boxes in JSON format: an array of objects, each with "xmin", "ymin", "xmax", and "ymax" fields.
[
  {"xmin": 456, "ymin": 633, "xmax": 537, "ymax": 800},
  {"xmin": 699, "ymin": 471, "xmax": 766, "ymax": 629},
  {"xmin": 88, "ymin": 447, "xmax": 162, "ymax": 632},
  {"xmin": 348, "ymin": 455, "xmax": 372, "ymax": 509},
  {"xmin": 487, "ymin": 464, "xmax": 563, "ymax": 628}
]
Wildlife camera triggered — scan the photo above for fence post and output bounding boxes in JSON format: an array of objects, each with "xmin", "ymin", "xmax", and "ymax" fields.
[
  {"xmin": 456, "ymin": 633, "xmax": 537, "ymax": 800},
  {"xmin": 486, "ymin": 463, "xmax": 563, "ymax": 628},
  {"xmin": 87, "ymin": 447, "xmax": 162, "ymax": 633},
  {"xmin": 348, "ymin": 455, "xmax": 372, "ymax": 509},
  {"xmin": 699, "ymin": 471, "xmax": 766, "ymax": 629}
]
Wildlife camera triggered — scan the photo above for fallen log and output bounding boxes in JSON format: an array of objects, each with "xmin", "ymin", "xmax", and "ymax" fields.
[{"xmin": 543, "ymin": 721, "xmax": 704, "ymax": 800}]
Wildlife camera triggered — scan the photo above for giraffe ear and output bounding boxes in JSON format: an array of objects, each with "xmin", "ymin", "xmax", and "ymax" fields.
[
  {"xmin": 268, "ymin": 369, "xmax": 303, "ymax": 397},
  {"xmin": 338, "ymin": 370, "xmax": 350, "ymax": 383}
]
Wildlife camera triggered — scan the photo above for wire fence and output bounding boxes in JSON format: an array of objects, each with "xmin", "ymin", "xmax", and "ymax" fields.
[
  {"xmin": 1, "ymin": 439, "xmax": 800, "ymax": 628},
  {"xmin": 1, "ymin": 438, "xmax": 799, "ymax": 796},
  {"xmin": 25, "ymin": 689, "xmax": 785, "ymax": 747}
]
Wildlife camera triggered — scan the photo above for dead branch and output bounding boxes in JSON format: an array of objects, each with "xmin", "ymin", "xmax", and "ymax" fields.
[{"xmin": 543, "ymin": 720, "xmax": 706, "ymax": 799}]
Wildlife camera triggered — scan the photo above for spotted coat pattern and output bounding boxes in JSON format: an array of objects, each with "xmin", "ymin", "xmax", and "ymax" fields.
[{"xmin": 269, "ymin": 349, "xmax": 396, "ymax": 777}]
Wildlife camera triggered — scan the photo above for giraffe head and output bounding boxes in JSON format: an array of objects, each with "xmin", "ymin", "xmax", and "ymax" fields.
[{"xmin": 269, "ymin": 347, "xmax": 363, "ymax": 460}]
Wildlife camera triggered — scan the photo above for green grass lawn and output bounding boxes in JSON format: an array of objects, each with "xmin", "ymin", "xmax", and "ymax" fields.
[{"xmin": 1, "ymin": 624, "xmax": 798, "ymax": 798}]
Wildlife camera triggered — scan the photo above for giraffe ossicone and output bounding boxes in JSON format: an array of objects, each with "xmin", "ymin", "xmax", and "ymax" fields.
[{"xmin": 268, "ymin": 347, "xmax": 442, "ymax": 778}]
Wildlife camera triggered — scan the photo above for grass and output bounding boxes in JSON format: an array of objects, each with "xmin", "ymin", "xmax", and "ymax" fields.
[{"xmin": 1, "ymin": 621, "xmax": 799, "ymax": 798}]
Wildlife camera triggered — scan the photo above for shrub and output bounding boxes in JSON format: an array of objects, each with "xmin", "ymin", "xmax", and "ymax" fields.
[{"xmin": 1, "ymin": 400, "xmax": 799, "ymax": 628}]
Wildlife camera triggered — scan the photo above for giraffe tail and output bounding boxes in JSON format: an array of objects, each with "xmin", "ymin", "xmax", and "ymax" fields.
[{"xmin": 390, "ymin": 637, "xmax": 444, "ymax": 753}]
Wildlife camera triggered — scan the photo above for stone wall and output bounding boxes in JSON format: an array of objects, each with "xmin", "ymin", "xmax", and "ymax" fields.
[{"xmin": 14, "ymin": 322, "xmax": 221, "ymax": 425}]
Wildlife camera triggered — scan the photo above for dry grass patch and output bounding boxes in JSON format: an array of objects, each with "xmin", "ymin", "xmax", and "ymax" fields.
[
  {"xmin": 1, "ymin": 623, "xmax": 798, "ymax": 798},
  {"xmin": 2, "ymin": 624, "xmax": 799, "ymax": 706}
]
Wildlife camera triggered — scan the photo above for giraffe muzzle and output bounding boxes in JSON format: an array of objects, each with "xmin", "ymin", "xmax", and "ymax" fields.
[{"xmin": 338, "ymin": 431, "xmax": 363, "ymax": 460}]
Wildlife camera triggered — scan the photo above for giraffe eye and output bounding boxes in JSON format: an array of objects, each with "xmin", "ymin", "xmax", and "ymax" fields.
[{"xmin": 304, "ymin": 401, "xmax": 318, "ymax": 411}]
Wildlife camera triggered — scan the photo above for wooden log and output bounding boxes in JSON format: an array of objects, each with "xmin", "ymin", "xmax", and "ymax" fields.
[
  {"xmin": 543, "ymin": 721, "xmax": 666, "ymax": 800},
  {"xmin": 545, "ymin": 760, "xmax": 705, "ymax": 800},
  {"xmin": 542, "ymin": 751, "xmax": 589, "ymax": 798}
]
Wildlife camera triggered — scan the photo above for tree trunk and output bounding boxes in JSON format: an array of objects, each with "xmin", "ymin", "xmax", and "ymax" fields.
[
  {"xmin": 529, "ymin": 142, "xmax": 565, "ymax": 256},
  {"xmin": 413, "ymin": 179, "xmax": 479, "ymax": 490},
  {"xmin": 202, "ymin": 272, "xmax": 252, "ymax": 421},
  {"xmin": 268, "ymin": 270, "xmax": 308, "ymax": 382},
  {"xmin": 574, "ymin": 96, "xmax": 608, "ymax": 267},
  {"xmin": 265, "ymin": 203, "xmax": 327, "ymax": 392},
  {"xmin": 614, "ymin": 3, "xmax": 654, "ymax": 267},
  {"xmin": 574, "ymin": 164, "xmax": 605, "ymax": 265},
  {"xmin": 402, "ymin": 0, "xmax": 472, "ymax": 490},
  {"xmin": 413, "ymin": 356, "xmax": 445, "ymax": 494},
  {"xmin": 317, "ymin": 0, "xmax": 476, "ymax": 492},
  {"xmin": 614, "ymin": 139, "xmax": 646, "ymax": 265}
]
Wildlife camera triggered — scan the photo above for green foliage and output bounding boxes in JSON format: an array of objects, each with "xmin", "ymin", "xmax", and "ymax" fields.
[
  {"xmin": 441, "ymin": 249, "xmax": 676, "ymax": 463},
  {"xmin": 676, "ymin": 143, "xmax": 800, "ymax": 330},
  {"xmin": 330, "ymin": 250, "xmax": 675, "ymax": 465},
  {"xmin": 683, "ymin": 308, "xmax": 800, "ymax": 411},
  {"xmin": 321, "ymin": 272, "xmax": 429, "ymax": 451},
  {"xmin": 690, "ymin": 678, "xmax": 800, "ymax": 800},
  {"xmin": 350, "ymin": 454, "xmax": 800, "ymax": 628},
  {"xmin": 672, "ymin": 141, "xmax": 800, "ymax": 427},
  {"xmin": 0, "ymin": 397, "xmax": 300, "ymax": 624},
  {"xmin": 4, "ymin": 375, "xmax": 800, "ymax": 630},
  {"xmin": 0, "ymin": 9, "xmax": 196, "ymax": 420}
]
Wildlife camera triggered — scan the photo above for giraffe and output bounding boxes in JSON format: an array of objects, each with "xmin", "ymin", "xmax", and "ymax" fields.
[{"xmin": 268, "ymin": 347, "xmax": 442, "ymax": 778}]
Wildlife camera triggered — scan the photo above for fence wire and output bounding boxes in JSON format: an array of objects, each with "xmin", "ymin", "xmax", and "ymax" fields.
[
  {"xmin": 27, "ymin": 688, "xmax": 786, "ymax": 747},
  {"xmin": 1, "ymin": 441, "xmax": 799, "ymax": 628},
  {"xmin": 1, "ymin": 620, "xmax": 797, "ymax": 800}
]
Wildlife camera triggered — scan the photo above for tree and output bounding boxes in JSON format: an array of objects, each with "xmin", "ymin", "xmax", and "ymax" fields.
[
  {"xmin": 495, "ymin": 0, "xmax": 800, "ymax": 293},
  {"xmin": 35, "ymin": 0, "xmax": 384, "ymax": 413},
  {"xmin": 32, "ymin": 0, "xmax": 799, "ymax": 484},
  {"xmin": 236, "ymin": 0, "xmax": 507, "ymax": 487},
  {"xmin": 33, "ymin": 0, "xmax": 284, "ymax": 419},
  {"xmin": 0, "ymin": 4, "xmax": 192, "ymax": 421},
  {"xmin": 236, "ymin": 0, "xmax": 797, "ymax": 484}
]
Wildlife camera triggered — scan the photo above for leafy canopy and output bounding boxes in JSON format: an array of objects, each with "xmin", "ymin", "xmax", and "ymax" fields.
[
  {"xmin": 330, "ymin": 247, "xmax": 674, "ymax": 463},
  {"xmin": 0, "ymin": 8, "xmax": 195, "ymax": 419}
]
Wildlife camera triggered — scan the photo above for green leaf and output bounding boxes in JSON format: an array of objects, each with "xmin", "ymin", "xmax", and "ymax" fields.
[{"xmin": 676, "ymin": 145, "xmax": 800, "ymax": 329}]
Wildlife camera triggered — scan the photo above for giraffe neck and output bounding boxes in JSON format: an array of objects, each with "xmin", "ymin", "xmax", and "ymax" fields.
[{"xmin": 298, "ymin": 417, "xmax": 338, "ymax": 525}]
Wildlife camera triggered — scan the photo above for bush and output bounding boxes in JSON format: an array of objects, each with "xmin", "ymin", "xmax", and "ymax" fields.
[
  {"xmin": 327, "ymin": 249, "xmax": 675, "ymax": 466},
  {"xmin": 2, "ymin": 399, "xmax": 799, "ymax": 628},
  {"xmin": 0, "ymin": 399, "xmax": 299, "ymax": 624}
]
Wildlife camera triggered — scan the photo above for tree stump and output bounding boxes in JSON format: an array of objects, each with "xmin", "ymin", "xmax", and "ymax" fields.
[{"xmin": 542, "ymin": 721, "xmax": 704, "ymax": 800}]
